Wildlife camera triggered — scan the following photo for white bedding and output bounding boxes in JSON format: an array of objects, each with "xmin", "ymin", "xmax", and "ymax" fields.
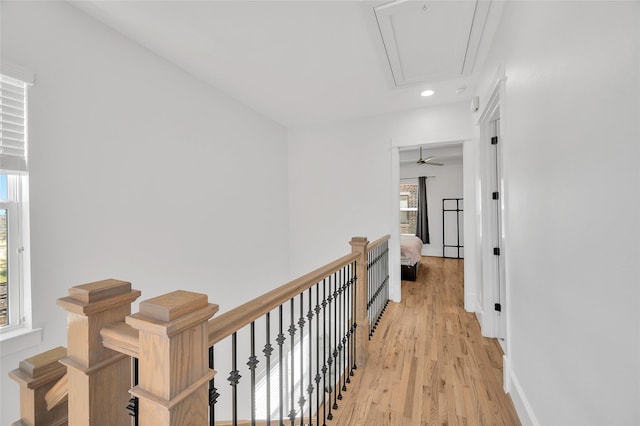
[{"xmin": 400, "ymin": 235, "xmax": 423, "ymax": 265}]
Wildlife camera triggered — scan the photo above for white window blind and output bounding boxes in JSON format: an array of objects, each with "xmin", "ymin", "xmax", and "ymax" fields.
[{"xmin": 0, "ymin": 74, "xmax": 28, "ymax": 173}]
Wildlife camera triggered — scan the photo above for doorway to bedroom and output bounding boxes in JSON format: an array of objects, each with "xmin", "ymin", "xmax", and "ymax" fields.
[
  {"xmin": 398, "ymin": 143, "xmax": 464, "ymax": 256},
  {"xmin": 397, "ymin": 143, "xmax": 464, "ymax": 282}
]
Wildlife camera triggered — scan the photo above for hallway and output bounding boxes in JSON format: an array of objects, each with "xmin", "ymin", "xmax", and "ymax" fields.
[{"xmin": 330, "ymin": 257, "xmax": 521, "ymax": 425}]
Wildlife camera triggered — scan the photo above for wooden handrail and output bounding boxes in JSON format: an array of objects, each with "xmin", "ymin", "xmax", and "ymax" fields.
[
  {"xmin": 99, "ymin": 251, "xmax": 364, "ymax": 357},
  {"xmin": 101, "ymin": 321, "xmax": 140, "ymax": 358},
  {"xmin": 45, "ymin": 373, "xmax": 68, "ymax": 411},
  {"xmin": 367, "ymin": 234, "xmax": 390, "ymax": 252},
  {"xmin": 208, "ymin": 252, "xmax": 359, "ymax": 345}
]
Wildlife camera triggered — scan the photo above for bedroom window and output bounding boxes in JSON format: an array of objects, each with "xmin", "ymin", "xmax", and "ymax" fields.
[{"xmin": 400, "ymin": 184, "xmax": 418, "ymax": 235}]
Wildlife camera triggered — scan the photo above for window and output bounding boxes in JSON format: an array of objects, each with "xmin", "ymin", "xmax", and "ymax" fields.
[
  {"xmin": 0, "ymin": 175, "xmax": 24, "ymax": 328},
  {"xmin": 0, "ymin": 72, "xmax": 31, "ymax": 332},
  {"xmin": 400, "ymin": 183, "xmax": 418, "ymax": 235}
]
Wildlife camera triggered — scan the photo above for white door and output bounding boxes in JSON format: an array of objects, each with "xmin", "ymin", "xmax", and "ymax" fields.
[{"xmin": 489, "ymin": 118, "xmax": 506, "ymax": 340}]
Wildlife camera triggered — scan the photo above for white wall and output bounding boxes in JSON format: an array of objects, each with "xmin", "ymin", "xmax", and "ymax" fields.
[
  {"xmin": 400, "ymin": 159, "xmax": 463, "ymax": 257},
  {"xmin": 463, "ymin": 139, "xmax": 481, "ymax": 314},
  {"xmin": 0, "ymin": 2, "xmax": 290, "ymax": 424},
  {"xmin": 288, "ymin": 102, "xmax": 472, "ymax": 302},
  {"xmin": 288, "ymin": 103, "xmax": 471, "ymax": 274},
  {"xmin": 474, "ymin": 2, "xmax": 640, "ymax": 425}
]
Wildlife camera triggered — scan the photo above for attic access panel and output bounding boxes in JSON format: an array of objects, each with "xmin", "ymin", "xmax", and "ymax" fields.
[{"xmin": 374, "ymin": 0, "xmax": 490, "ymax": 87}]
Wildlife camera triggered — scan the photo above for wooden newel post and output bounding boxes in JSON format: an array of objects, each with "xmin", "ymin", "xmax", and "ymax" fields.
[
  {"xmin": 8, "ymin": 346, "xmax": 68, "ymax": 426},
  {"xmin": 350, "ymin": 236, "xmax": 369, "ymax": 367},
  {"xmin": 126, "ymin": 290, "xmax": 218, "ymax": 425},
  {"xmin": 57, "ymin": 279, "xmax": 141, "ymax": 425}
]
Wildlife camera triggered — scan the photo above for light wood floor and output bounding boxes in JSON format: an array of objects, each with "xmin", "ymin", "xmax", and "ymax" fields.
[{"xmin": 329, "ymin": 257, "xmax": 521, "ymax": 426}]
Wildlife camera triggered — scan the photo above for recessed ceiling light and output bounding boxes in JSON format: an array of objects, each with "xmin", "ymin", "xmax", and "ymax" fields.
[{"xmin": 420, "ymin": 90, "xmax": 435, "ymax": 97}]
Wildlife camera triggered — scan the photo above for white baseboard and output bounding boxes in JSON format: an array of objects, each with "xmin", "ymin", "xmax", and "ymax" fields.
[
  {"xmin": 472, "ymin": 296, "xmax": 483, "ymax": 327},
  {"xmin": 505, "ymin": 357, "xmax": 541, "ymax": 426},
  {"xmin": 475, "ymin": 311, "xmax": 483, "ymax": 328},
  {"xmin": 464, "ymin": 292, "xmax": 483, "ymax": 313}
]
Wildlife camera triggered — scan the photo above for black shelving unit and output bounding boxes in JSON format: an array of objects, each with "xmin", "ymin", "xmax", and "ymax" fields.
[{"xmin": 442, "ymin": 198, "xmax": 464, "ymax": 259}]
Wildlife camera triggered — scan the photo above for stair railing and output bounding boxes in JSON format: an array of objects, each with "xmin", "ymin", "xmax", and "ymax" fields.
[
  {"xmin": 8, "ymin": 235, "xmax": 391, "ymax": 425},
  {"xmin": 366, "ymin": 235, "xmax": 390, "ymax": 339}
]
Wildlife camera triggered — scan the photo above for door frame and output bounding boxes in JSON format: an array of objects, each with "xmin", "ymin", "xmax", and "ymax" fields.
[
  {"xmin": 477, "ymin": 66, "xmax": 512, "ymax": 391},
  {"xmin": 389, "ymin": 138, "xmax": 471, "ymax": 305}
]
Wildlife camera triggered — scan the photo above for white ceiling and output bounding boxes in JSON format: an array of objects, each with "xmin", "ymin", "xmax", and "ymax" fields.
[
  {"xmin": 374, "ymin": 0, "xmax": 490, "ymax": 87},
  {"xmin": 70, "ymin": 1, "xmax": 501, "ymax": 127}
]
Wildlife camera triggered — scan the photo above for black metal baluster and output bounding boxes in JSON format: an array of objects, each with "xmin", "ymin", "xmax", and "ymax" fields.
[
  {"xmin": 315, "ymin": 283, "xmax": 321, "ymax": 426},
  {"xmin": 336, "ymin": 267, "xmax": 342, "ymax": 401},
  {"xmin": 307, "ymin": 288, "xmax": 314, "ymax": 425},
  {"xmin": 345, "ymin": 264, "xmax": 351, "ymax": 385},
  {"xmin": 368, "ymin": 249, "xmax": 372, "ymax": 338},
  {"xmin": 322, "ymin": 278, "xmax": 328, "ymax": 426},
  {"xmin": 298, "ymin": 293, "xmax": 305, "ymax": 426},
  {"xmin": 385, "ymin": 243, "xmax": 390, "ymax": 313},
  {"xmin": 375, "ymin": 244, "xmax": 389, "ymax": 330},
  {"xmin": 378, "ymin": 244, "xmax": 388, "ymax": 327},
  {"xmin": 345, "ymin": 264, "xmax": 353, "ymax": 384},
  {"xmin": 385, "ymin": 242, "xmax": 389, "ymax": 305},
  {"xmin": 383, "ymin": 249, "xmax": 387, "ymax": 320},
  {"xmin": 338, "ymin": 268, "xmax": 346, "ymax": 400},
  {"xmin": 351, "ymin": 261, "xmax": 357, "ymax": 375},
  {"xmin": 366, "ymin": 251, "xmax": 369, "ymax": 337},
  {"xmin": 342, "ymin": 266, "xmax": 348, "ymax": 392},
  {"xmin": 368, "ymin": 251, "xmax": 373, "ymax": 339},
  {"xmin": 277, "ymin": 305, "xmax": 285, "ymax": 426},
  {"xmin": 289, "ymin": 299, "xmax": 296, "ymax": 425},
  {"xmin": 248, "ymin": 321, "xmax": 258, "ymax": 426},
  {"xmin": 352, "ymin": 261, "xmax": 358, "ymax": 373},
  {"xmin": 264, "ymin": 312, "xmax": 273, "ymax": 426},
  {"xmin": 228, "ymin": 332, "xmax": 241, "ymax": 426},
  {"xmin": 126, "ymin": 357, "xmax": 138, "ymax": 424},
  {"xmin": 371, "ymin": 247, "xmax": 380, "ymax": 336},
  {"xmin": 373, "ymin": 248, "xmax": 378, "ymax": 337},
  {"xmin": 375, "ymin": 248, "xmax": 379, "ymax": 320},
  {"xmin": 326, "ymin": 274, "xmax": 334, "ymax": 421},
  {"xmin": 380, "ymin": 250, "xmax": 384, "ymax": 325},
  {"xmin": 332, "ymin": 271, "xmax": 339, "ymax": 411},
  {"xmin": 380, "ymin": 246, "xmax": 384, "ymax": 324},
  {"xmin": 380, "ymin": 246, "xmax": 384, "ymax": 321},
  {"xmin": 371, "ymin": 247, "xmax": 380, "ymax": 324},
  {"xmin": 209, "ymin": 347, "xmax": 219, "ymax": 426},
  {"xmin": 373, "ymin": 246, "xmax": 378, "ymax": 334}
]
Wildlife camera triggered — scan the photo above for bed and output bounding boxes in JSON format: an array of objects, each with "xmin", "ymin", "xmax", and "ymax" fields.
[{"xmin": 401, "ymin": 235, "xmax": 423, "ymax": 281}]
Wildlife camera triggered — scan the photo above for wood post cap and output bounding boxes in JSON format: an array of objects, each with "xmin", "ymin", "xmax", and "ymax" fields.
[
  {"xmin": 67, "ymin": 279, "xmax": 131, "ymax": 302},
  {"xmin": 139, "ymin": 290, "xmax": 209, "ymax": 322},
  {"xmin": 18, "ymin": 346, "xmax": 67, "ymax": 378},
  {"xmin": 349, "ymin": 236, "xmax": 369, "ymax": 247},
  {"xmin": 57, "ymin": 279, "xmax": 141, "ymax": 315},
  {"xmin": 9, "ymin": 346, "xmax": 68, "ymax": 389}
]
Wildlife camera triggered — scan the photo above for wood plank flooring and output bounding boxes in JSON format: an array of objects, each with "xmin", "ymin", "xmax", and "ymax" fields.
[{"xmin": 329, "ymin": 257, "xmax": 521, "ymax": 426}]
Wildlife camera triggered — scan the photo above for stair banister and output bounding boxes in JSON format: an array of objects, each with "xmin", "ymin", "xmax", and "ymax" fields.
[{"xmin": 9, "ymin": 234, "xmax": 392, "ymax": 425}]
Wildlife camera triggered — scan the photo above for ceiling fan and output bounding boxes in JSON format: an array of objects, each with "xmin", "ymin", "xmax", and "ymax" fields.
[{"xmin": 416, "ymin": 147, "xmax": 444, "ymax": 166}]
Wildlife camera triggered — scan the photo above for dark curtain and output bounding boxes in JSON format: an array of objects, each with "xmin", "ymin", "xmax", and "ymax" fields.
[{"xmin": 416, "ymin": 176, "xmax": 430, "ymax": 244}]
